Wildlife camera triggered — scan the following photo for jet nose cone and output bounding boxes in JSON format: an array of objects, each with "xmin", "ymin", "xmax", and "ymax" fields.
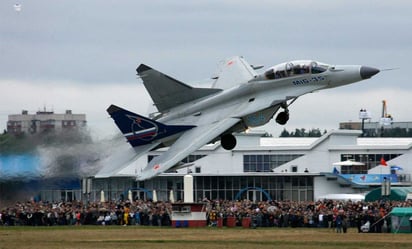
[{"xmin": 360, "ymin": 66, "xmax": 380, "ymax": 79}]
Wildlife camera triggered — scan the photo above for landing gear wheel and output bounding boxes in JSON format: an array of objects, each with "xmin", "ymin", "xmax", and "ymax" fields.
[
  {"xmin": 221, "ymin": 134, "xmax": 237, "ymax": 150},
  {"xmin": 275, "ymin": 111, "xmax": 289, "ymax": 125}
]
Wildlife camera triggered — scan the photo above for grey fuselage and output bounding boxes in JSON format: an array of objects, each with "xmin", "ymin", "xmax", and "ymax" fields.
[{"xmin": 155, "ymin": 62, "xmax": 377, "ymax": 146}]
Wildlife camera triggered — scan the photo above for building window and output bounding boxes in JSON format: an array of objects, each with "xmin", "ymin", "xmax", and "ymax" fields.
[
  {"xmin": 40, "ymin": 120, "xmax": 55, "ymax": 131},
  {"xmin": 243, "ymin": 154, "xmax": 303, "ymax": 172},
  {"xmin": 148, "ymin": 154, "xmax": 206, "ymax": 164},
  {"xmin": 63, "ymin": 120, "xmax": 77, "ymax": 128},
  {"xmin": 181, "ymin": 155, "xmax": 206, "ymax": 164}
]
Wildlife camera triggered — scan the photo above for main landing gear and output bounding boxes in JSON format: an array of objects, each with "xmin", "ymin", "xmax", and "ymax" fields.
[
  {"xmin": 221, "ymin": 134, "xmax": 236, "ymax": 150},
  {"xmin": 275, "ymin": 110, "xmax": 289, "ymax": 125}
]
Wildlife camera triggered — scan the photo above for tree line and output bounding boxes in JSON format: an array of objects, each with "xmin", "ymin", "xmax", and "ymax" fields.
[
  {"xmin": 279, "ymin": 128, "xmax": 327, "ymax": 137},
  {"xmin": 279, "ymin": 127, "xmax": 412, "ymax": 138}
]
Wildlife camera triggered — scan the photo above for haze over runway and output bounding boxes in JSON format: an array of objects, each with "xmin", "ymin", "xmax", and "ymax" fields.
[{"xmin": 1, "ymin": 0, "xmax": 411, "ymax": 139}]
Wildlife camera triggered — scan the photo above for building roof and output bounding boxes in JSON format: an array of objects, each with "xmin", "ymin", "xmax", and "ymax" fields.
[
  {"xmin": 260, "ymin": 137, "xmax": 318, "ymax": 147},
  {"xmin": 358, "ymin": 138, "xmax": 412, "ymax": 146}
]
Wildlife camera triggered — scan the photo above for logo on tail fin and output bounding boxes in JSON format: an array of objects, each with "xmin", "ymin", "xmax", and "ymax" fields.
[
  {"xmin": 107, "ymin": 104, "xmax": 196, "ymax": 147},
  {"xmin": 126, "ymin": 114, "xmax": 160, "ymax": 142}
]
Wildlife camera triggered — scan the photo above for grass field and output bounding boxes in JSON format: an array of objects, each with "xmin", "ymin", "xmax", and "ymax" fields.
[{"xmin": 1, "ymin": 226, "xmax": 412, "ymax": 249}]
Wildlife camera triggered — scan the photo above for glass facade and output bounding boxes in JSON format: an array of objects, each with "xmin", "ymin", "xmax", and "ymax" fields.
[
  {"xmin": 193, "ymin": 175, "xmax": 313, "ymax": 202},
  {"xmin": 339, "ymin": 153, "xmax": 401, "ymax": 174},
  {"xmin": 130, "ymin": 175, "xmax": 314, "ymax": 202}
]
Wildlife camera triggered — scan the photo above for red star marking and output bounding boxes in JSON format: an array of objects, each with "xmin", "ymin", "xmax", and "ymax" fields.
[
  {"xmin": 153, "ymin": 164, "xmax": 160, "ymax": 170},
  {"xmin": 227, "ymin": 60, "xmax": 234, "ymax": 66}
]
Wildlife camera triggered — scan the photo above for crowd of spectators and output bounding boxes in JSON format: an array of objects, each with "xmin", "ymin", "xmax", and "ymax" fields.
[
  {"xmin": 1, "ymin": 198, "xmax": 411, "ymax": 232},
  {"xmin": 0, "ymin": 199, "xmax": 172, "ymax": 227},
  {"xmin": 205, "ymin": 198, "xmax": 412, "ymax": 232}
]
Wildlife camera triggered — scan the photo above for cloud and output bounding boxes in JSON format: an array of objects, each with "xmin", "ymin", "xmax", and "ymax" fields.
[{"xmin": 2, "ymin": 0, "xmax": 411, "ymax": 83}]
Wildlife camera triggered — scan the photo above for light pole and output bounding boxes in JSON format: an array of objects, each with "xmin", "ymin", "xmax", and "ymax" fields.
[{"xmin": 381, "ymin": 177, "xmax": 391, "ymax": 199}]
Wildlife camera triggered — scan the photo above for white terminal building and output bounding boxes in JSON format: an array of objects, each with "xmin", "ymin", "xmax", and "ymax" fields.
[{"xmin": 89, "ymin": 129, "xmax": 412, "ymax": 203}]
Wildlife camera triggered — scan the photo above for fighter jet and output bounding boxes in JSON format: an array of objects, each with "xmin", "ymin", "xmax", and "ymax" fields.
[{"xmin": 107, "ymin": 56, "xmax": 379, "ymax": 180}]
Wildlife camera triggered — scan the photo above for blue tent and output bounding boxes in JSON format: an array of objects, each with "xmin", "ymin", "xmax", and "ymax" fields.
[{"xmin": 0, "ymin": 154, "xmax": 41, "ymax": 179}]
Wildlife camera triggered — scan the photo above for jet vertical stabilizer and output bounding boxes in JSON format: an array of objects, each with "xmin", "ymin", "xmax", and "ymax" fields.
[
  {"xmin": 107, "ymin": 105, "xmax": 195, "ymax": 147},
  {"xmin": 137, "ymin": 64, "xmax": 221, "ymax": 112}
]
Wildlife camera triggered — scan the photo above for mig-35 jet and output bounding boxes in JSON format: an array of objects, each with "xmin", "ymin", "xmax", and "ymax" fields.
[{"xmin": 107, "ymin": 56, "xmax": 379, "ymax": 180}]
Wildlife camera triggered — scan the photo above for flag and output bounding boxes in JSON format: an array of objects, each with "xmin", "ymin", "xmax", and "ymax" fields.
[{"xmin": 380, "ymin": 157, "xmax": 387, "ymax": 166}]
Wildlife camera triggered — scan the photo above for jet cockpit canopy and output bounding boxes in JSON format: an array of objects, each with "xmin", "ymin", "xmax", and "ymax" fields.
[{"xmin": 263, "ymin": 60, "xmax": 328, "ymax": 80}]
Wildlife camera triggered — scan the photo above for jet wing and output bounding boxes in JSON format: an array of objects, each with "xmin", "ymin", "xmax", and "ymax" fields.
[
  {"xmin": 212, "ymin": 56, "xmax": 257, "ymax": 89},
  {"xmin": 95, "ymin": 141, "xmax": 161, "ymax": 178},
  {"xmin": 137, "ymin": 117, "xmax": 241, "ymax": 180}
]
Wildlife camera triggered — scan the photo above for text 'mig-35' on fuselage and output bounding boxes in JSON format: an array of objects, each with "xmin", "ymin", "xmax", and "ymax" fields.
[{"xmin": 107, "ymin": 56, "xmax": 380, "ymax": 180}]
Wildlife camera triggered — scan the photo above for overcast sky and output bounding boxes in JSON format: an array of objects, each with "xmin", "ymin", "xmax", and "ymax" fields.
[{"xmin": 1, "ymin": 0, "xmax": 411, "ymax": 139}]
